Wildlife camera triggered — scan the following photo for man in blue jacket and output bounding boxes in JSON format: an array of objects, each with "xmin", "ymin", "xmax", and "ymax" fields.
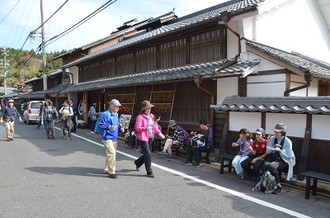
[
  {"xmin": 98, "ymin": 99, "xmax": 124, "ymax": 179},
  {"xmin": 0, "ymin": 99, "xmax": 22, "ymax": 141}
]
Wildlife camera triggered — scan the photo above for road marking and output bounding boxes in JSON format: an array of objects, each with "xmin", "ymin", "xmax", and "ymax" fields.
[{"xmin": 57, "ymin": 128, "xmax": 311, "ymax": 218}]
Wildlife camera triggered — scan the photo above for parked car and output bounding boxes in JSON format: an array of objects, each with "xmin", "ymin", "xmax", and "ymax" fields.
[{"xmin": 23, "ymin": 100, "xmax": 43, "ymax": 125}]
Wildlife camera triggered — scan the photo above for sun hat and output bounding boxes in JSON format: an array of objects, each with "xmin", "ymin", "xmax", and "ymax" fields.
[
  {"xmin": 168, "ymin": 120, "xmax": 177, "ymax": 127},
  {"xmin": 141, "ymin": 100, "xmax": 154, "ymax": 112},
  {"xmin": 274, "ymin": 123, "xmax": 286, "ymax": 132}
]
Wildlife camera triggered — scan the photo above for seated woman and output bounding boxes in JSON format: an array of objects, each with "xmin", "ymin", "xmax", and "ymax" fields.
[
  {"xmin": 262, "ymin": 123, "xmax": 295, "ymax": 195},
  {"xmin": 158, "ymin": 120, "xmax": 186, "ymax": 159},
  {"xmin": 232, "ymin": 128, "xmax": 253, "ymax": 179},
  {"xmin": 184, "ymin": 120, "xmax": 213, "ymax": 168},
  {"xmin": 240, "ymin": 128, "xmax": 268, "ymax": 183}
]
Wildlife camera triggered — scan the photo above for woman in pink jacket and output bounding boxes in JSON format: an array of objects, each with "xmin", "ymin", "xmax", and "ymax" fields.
[{"xmin": 134, "ymin": 100, "xmax": 164, "ymax": 177}]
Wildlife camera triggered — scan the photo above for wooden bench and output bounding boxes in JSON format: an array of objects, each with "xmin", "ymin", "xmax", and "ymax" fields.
[
  {"xmin": 219, "ymin": 154, "xmax": 235, "ymax": 174},
  {"xmin": 300, "ymin": 171, "xmax": 330, "ymax": 199}
]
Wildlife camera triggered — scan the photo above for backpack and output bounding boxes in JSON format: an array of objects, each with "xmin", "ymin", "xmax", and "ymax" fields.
[
  {"xmin": 178, "ymin": 126, "xmax": 190, "ymax": 143},
  {"xmin": 87, "ymin": 107, "xmax": 93, "ymax": 118},
  {"xmin": 252, "ymin": 170, "xmax": 278, "ymax": 193},
  {"xmin": 94, "ymin": 111, "xmax": 105, "ymax": 135}
]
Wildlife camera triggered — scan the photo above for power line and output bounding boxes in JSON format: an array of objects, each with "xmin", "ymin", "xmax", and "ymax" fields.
[
  {"xmin": 31, "ymin": 0, "xmax": 69, "ymax": 35},
  {"xmin": 0, "ymin": 0, "xmax": 22, "ymax": 25},
  {"xmin": 45, "ymin": 0, "xmax": 118, "ymax": 47}
]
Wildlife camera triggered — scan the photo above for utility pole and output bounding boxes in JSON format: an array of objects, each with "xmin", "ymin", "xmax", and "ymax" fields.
[
  {"xmin": 1, "ymin": 48, "xmax": 8, "ymax": 95},
  {"xmin": 40, "ymin": 0, "xmax": 47, "ymax": 91}
]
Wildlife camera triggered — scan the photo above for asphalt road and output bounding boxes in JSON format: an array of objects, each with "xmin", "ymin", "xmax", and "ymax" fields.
[{"xmin": 1, "ymin": 121, "xmax": 330, "ymax": 218}]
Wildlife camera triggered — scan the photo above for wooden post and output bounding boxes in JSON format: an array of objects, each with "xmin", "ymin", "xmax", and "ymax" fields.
[
  {"xmin": 217, "ymin": 111, "xmax": 229, "ymax": 162},
  {"xmin": 297, "ymin": 114, "xmax": 312, "ymax": 180},
  {"xmin": 83, "ymin": 91, "xmax": 89, "ymax": 124}
]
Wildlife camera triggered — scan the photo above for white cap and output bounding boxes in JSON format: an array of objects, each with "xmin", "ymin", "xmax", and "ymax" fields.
[{"xmin": 109, "ymin": 99, "xmax": 122, "ymax": 107}]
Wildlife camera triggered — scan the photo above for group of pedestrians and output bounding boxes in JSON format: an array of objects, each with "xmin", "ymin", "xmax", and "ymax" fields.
[{"xmin": 231, "ymin": 124, "xmax": 295, "ymax": 194}]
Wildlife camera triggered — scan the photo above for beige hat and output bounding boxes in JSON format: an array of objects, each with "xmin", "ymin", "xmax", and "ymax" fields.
[
  {"xmin": 141, "ymin": 100, "xmax": 154, "ymax": 112},
  {"xmin": 8, "ymin": 99, "xmax": 15, "ymax": 103}
]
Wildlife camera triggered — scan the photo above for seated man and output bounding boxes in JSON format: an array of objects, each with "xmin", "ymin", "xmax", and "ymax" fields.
[{"xmin": 184, "ymin": 120, "xmax": 213, "ymax": 168}]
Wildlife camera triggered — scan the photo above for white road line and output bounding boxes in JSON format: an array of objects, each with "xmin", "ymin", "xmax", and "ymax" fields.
[{"xmin": 57, "ymin": 128, "xmax": 311, "ymax": 218}]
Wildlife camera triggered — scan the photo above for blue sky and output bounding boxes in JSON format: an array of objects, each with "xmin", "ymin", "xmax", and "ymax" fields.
[{"xmin": 0, "ymin": 0, "xmax": 224, "ymax": 53}]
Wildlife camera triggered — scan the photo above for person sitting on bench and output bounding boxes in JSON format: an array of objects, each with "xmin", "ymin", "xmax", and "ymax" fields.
[
  {"xmin": 184, "ymin": 120, "xmax": 213, "ymax": 168},
  {"xmin": 262, "ymin": 123, "xmax": 296, "ymax": 195},
  {"xmin": 158, "ymin": 120, "xmax": 186, "ymax": 159}
]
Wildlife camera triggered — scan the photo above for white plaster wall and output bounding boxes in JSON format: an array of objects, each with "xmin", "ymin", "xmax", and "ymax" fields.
[
  {"xmin": 229, "ymin": 112, "xmax": 262, "ymax": 132},
  {"xmin": 247, "ymin": 74, "xmax": 286, "ymax": 97},
  {"xmin": 217, "ymin": 77, "xmax": 238, "ymax": 104},
  {"xmin": 265, "ymin": 113, "xmax": 306, "ymax": 137},
  {"xmin": 289, "ymin": 74, "xmax": 319, "ymax": 96},
  {"xmin": 70, "ymin": 66, "xmax": 79, "ymax": 85},
  {"xmin": 227, "ymin": 21, "xmax": 240, "ymax": 59},
  {"xmin": 255, "ymin": 0, "xmax": 330, "ymax": 63},
  {"xmin": 312, "ymin": 115, "xmax": 330, "ymax": 140}
]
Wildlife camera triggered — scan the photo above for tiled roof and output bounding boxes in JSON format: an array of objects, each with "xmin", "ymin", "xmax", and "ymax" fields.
[
  {"xmin": 18, "ymin": 91, "xmax": 45, "ymax": 100},
  {"xmin": 245, "ymin": 40, "xmax": 330, "ymax": 80},
  {"xmin": 24, "ymin": 69, "xmax": 62, "ymax": 84},
  {"xmin": 64, "ymin": 0, "xmax": 264, "ymax": 68},
  {"xmin": 62, "ymin": 59, "xmax": 259, "ymax": 93},
  {"xmin": 211, "ymin": 96, "xmax": 330, "ymax": 115},
  {"xmin": 44, "ymin": 83, "xmax": 70, "ymax": 94}
]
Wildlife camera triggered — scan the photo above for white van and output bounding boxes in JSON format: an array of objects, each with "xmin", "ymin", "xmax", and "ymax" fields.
[{"xmin": 23, "ymin": 100, "xmax": 44, "ymax": 124}]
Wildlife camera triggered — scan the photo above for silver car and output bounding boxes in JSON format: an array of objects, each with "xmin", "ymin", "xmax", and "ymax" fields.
[{"xmin": 23, "ymin": 101, "xmax": 43, "ymax": 125}]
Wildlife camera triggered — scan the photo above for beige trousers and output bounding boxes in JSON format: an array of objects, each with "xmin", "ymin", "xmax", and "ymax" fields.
[
  {"xmin": 5, "ymin": 121, "xmax": 15, "ymax": 139},
  {"xmin": 104, "ymin": 140, "xmax": 118, "ymax": 174}
]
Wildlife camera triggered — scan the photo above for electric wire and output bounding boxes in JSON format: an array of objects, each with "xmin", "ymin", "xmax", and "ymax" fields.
[
  {"xmin": 45, "ymin": 0, "xmax": 117, "ymax": 47},
  {"xmin": 31, "ymin": 0, "xmax": 69, "ymax": 34},
  {"xmin": 0, "ymin": 0, "xmax": 22, "ymax": 25}
]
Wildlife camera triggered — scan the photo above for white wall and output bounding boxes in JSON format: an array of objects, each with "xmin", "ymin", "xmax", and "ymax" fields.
[
  {"xmin": 265, "ymin": 113, "xmax": 306, "ymax": 137},
  {"xmin": 229, "ymin": 112, "xmax": 261, "ymax": 132},
  {"xmin": 247, "ymin": 74, "xmax": 286, "ymax": 97},
  {"xmin": 311, "ymin": 115, "xmax": 330, "ymax": 140},
  {"xmin": 217, "ymin": 77, "xmax": 238, "ymax": 104},
  {"xmin": 255, "ymin": 0, "xmax": 330, "ymax": 63},
  {"xmin": 227, "ymin": 21, "xmax": 240, "ymax": 59},
  {"xmin": 289, "ymin": 74, "xmax": 319, "ymax": 96}
]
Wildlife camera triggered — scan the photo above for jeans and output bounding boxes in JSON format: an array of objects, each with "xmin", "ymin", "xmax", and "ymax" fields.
[
  {"xmin": 90, "ymin": 120, "xmax": 96, "ymax": 131},
  {"xmin": 232, "ymin": 155, "xmax": 249, "ymax": 174},
  {"xmin": 186, "ymin": 146, "xmax": 209, "ymax": 164},
  {"xmin": 135, "ymin": 139, "xmax": 153, "ymax": 175},
  {"xmin": 241, "ymin": 154, "xmax": 265, "ymax": 178}
]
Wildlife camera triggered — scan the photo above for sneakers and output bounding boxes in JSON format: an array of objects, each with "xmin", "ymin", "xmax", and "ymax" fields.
[
  {"xmin": 184, "ymin": 162, "xmax": 193, "ymax": 166},
  {"xmin": 167, "ymin": 155, "xmax": 174, "ymax": 159},
  {"xmin": 272, "ymin": 185, "xmax": 283, "ymax": 195},
  {"xmin": 109, "ymin": 174, "xmax": 118, "ymax": 179},
  {"xmin": 147, "ymin": 173, "xmax": 155, "ymax": 178},
  {"xmin": 158, "ymin": 151, "xmax": 167, "ymax": 155},
  {"xmin": 196, "ymin": 162, "xmax": 203, "ymax": 168}
]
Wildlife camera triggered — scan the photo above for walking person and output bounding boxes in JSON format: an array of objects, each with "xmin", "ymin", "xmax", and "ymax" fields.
[
  {"xmin": 88, "ymin": 103, "xmax": 99, "ymax": 133},
  {"xmin": 36, "ymin": 101, "xmax": 44, "ymax": 130},
  {"xmin": 42, "ymin": 99, "xmax": 58, "ymax": 139},
  {"xmin": 98, "ymin": 99, "xmax": 124, "ymax": 179},
  {"xmin": 68, "ymin": 99, "xmax": 78, "ymax": 133},
  {"xmin": 134, "ymin": 100, "xmax": 165, "ymax": 177},
  {"xmin": 0, "ymin": 99, "xmax": 22, "ymax": 141},
  {"xmin": 59, "ymin": 100, "xmax": 74, "ymax": 140}
]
